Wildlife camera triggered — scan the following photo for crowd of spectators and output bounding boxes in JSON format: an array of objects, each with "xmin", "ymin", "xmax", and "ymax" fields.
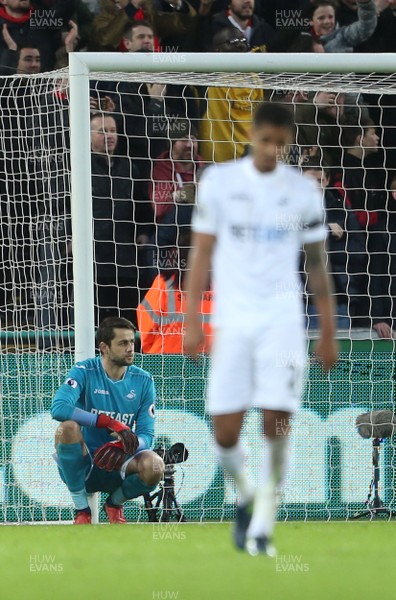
[{"xmin": 1, "ymin": 0, "xmax": 396, "ymax": 347}]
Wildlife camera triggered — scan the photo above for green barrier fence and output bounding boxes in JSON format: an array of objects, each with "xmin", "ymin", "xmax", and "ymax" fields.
[{"xmin": 0, "ymin": 345, "xmax": 395, "ymax": 522}]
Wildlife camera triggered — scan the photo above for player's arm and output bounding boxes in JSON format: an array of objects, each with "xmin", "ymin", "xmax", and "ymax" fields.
[
  {"xmin": 301, "ymin": 176, "xmax": 338, "ymax": 371},
  {"xmin": 304, "ymin": 240, "xmax": 338, "ymax": 371},
  {"xmin": 51, "ymin": 366, "xmax": 96, "ymax": 426},
  {"xmin": 185, "ymin": 232, "xmax": 215, "ymax": 358},
  {"xmin": 51, "ymin": 366, "xmax": 137, "ymax": 453}
]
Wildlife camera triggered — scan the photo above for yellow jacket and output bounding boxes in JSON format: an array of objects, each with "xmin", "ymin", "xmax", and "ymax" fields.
[{"xmin": 199, "ymin": 84, "xmax": 264, "ymax": 163}]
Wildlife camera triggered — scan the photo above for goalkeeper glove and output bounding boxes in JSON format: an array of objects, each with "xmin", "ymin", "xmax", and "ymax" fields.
[
  {"xmin": 96, "ymin": 414, "xmax": 139, "ymax": 455},
  {"xmin": 94, "ymin": 440, "xmax": 126, "ymax": 471}
]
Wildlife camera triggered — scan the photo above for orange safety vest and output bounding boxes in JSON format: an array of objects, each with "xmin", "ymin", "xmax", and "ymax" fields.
[{"xmin": 137, "ymin": 274, "xmax": 213, "ymax": 354}]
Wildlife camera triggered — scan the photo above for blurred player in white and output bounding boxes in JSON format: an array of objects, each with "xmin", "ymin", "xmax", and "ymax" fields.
[{"xmin": 185, "ymin": 102, "xmax": 338, "ymax": 556}]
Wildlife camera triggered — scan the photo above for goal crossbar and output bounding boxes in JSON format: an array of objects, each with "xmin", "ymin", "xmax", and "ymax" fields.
[{"xmin": 70, "ymin": 51, "xmax": 396, "ymax": 75}]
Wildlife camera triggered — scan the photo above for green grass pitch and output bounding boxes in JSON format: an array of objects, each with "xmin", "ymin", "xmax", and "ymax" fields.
[{"xmin": 2, "ymin": 522, "xmax": 395, "ymax": 600}]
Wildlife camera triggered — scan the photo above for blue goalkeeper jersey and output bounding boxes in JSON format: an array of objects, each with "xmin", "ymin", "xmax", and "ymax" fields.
[{"xmin": 51, "ymin": 356, "xmax": 156, "ymax": 453}]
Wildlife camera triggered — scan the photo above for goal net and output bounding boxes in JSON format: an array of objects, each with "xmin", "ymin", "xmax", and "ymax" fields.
[{"xmin": 1, "ymin": 54, "xmax": 395, "ymax": 523}]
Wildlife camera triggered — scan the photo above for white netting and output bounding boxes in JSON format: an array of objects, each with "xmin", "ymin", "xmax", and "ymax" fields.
[
  {"xmin": 90, "ymin": 70, "xmax": 396, "ymax": 95},
  {"xmin": 0, "ymin": 67, "xmax": 395, "ymax": 523}
]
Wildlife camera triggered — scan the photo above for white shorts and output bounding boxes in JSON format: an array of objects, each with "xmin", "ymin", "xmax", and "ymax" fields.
[{"xmin": 207, "ymin": 323, "xmax": 307, "ymax": 415}]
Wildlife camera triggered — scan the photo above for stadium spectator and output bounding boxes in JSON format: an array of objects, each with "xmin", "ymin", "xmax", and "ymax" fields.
[
  {"xmin": 209, "ymin": 0, "xmax": 275, "ymax": 51},
  {"xmin": 90, "ymin": 112, "xmax": 153, "ymax": 326},
  {"xmin": 295, "ymin": 87, "xmax": 369, "ymax": 162},
  {"xmin": 307, "ymin": 0, "xmax": 377, "ymax": 52},
  {"xmin": 334, "ymin": 119, "xmax": 392, "ymax": 337},
  {"xmin": 150, "ymin": 118, "xmax": 203, "ymax": 223},
  {"xmin": 302, "ymin": 159, "xmax": 367, "ymax": 329},
  {"xmin": 0, "ymin": 37, "xmax": 41, "ymax": 74},
  {"xmin": 199, "ymin": 27, "xmax": 264, "ymax": 163},
  {"xmin": 295, "ymin": 91, "xmax": 345, "ymax": 168},
  {"xmin": 144, "ymin": 119, "xmax": 203, "ymax": 285},
  {"xmin": 92, "ymin": 0, "xmax": 198, "ymax": 51},
  {"xmin": 92, "ymin": 0, "xmax": 148, "ymax": 51},
  {"xmin": 137, "ymin": 228, "xmax": 213, "ymax": 353},
  {"xmin": 0, "ymin": 0, "xmax": 75, "ymax": 71},
  {"xmin": 91, "ymin": 20, "xmax": 199, "ymax": 174},
  {"xmin": 337, "ymin": 120, "xmax": 384, "ymax": 230}
]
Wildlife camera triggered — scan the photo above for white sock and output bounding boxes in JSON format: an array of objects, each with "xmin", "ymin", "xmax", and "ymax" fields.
[
  {"xmin": 215, "ymin": 441, "xmax": 254, "ymax": 506},
  {"xmin": 247, "ymin": 436, "xmax": 289, "ymax": 539}
]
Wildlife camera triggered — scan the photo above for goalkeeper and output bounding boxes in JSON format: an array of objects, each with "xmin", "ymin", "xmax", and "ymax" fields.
[{"xmin": 51, "ymin": 317, "xmax": 164, "ymax": 524}]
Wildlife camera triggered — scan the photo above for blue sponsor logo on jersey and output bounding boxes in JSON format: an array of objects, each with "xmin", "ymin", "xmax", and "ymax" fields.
[
  {"xmin": 230, "ymin": 224, "xmax": 290, "ymax": 242},
  {"xmin": 94, "ymin": 388, "xmax": 110, "ymax": 395}
]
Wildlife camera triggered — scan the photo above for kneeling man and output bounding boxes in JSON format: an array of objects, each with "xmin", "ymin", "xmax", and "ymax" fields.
[{"xmin": 51, "ymin": 316, "xmax": 164, "ymax": 524}]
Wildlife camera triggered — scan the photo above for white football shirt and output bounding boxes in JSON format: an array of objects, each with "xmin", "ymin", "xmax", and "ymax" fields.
[{"xmin": 192, "ymin": 156, "xmax": 327, "ymax": 327}]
